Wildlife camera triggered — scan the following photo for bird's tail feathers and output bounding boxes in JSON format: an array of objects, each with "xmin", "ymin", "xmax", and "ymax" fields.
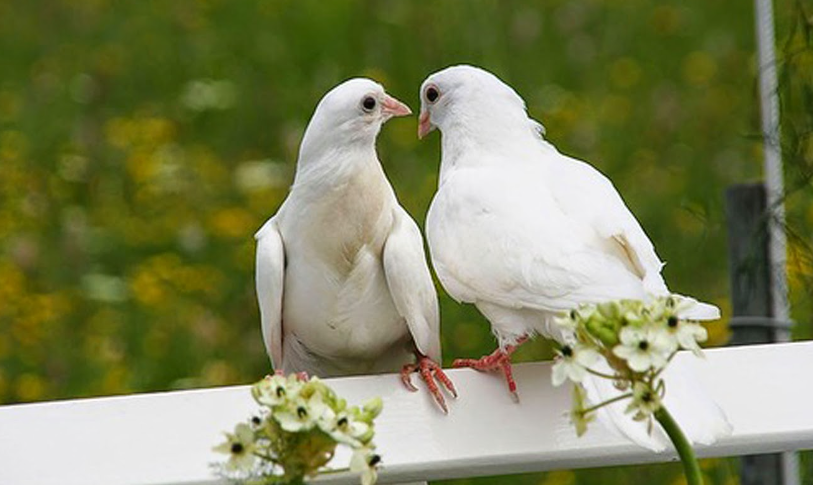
[
  {"xmin": 643, "ymin": 272, "xmax": 669, "ymax": 296},
  {"xmin": 581, "ymin": 359, "xmax": 732, "ymax": 451}
]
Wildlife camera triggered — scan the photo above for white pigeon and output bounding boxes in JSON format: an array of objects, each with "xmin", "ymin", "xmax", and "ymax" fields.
[
  {"xmin": 255, "ymin": 78, "xmax": 456, "ymax": 412},
  {"xmin": 417, "ymin": 65, "xmax": 730, "ymax": 448}
]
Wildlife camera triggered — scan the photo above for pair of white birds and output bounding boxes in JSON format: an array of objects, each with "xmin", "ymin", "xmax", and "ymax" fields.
[{"xmin": 255, "ymin": 65, "xmax": 728, "ymax": 448}]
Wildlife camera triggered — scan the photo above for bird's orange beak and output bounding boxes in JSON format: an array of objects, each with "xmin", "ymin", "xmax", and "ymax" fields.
[
  {"xmin": 418, "ymin": 109, "xmax": 435, "ymax": 139},
  {"xmin": 381, "ymin": 95, "xmax": 412, "ymax": 118}
]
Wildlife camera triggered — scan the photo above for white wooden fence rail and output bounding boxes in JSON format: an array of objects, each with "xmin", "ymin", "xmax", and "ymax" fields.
[{"xmin": 1, "ymin": 341, "xmax": 812, "ymax": 485}]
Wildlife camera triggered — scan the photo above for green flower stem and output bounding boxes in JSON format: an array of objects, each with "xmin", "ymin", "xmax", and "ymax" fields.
[
  {"xmin": 584, "ymin": 367, "xmax": 618, "ymax": 380},
  {"xmin": 581, "ymin": 392, "xmax": 633, "ymax": 414},
  {"xmin": 652, "ymin": 351, "xmax": 679, "ymax": 379},
  {"xmin": 654, "ymin": 406, "xmax": 703, "ymax": 485}
]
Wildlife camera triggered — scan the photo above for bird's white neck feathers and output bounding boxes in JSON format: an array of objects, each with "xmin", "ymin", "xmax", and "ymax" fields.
[
  {"xmin": 292, "ymin": 107, "xmax": 381, "ymax": 190},
  {"xmin": 427, "ymin": 66, "xmax": 553, "ymax": 185},
  {"xmin": 298, "ymin": 116, "xmax": 380, "ymax": 168},
  {"xmin": 292, "ymin": 135, "xmax": 379, "ymax": 193},
  {"xmin": 437, "ymin": 109, "xmax": 551, "ymax": 186}
]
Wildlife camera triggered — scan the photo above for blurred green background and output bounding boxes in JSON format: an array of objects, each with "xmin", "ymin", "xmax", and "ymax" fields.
[{"xmin": 1, "ymin": 0, "xmax": 812, "ymax": 483}]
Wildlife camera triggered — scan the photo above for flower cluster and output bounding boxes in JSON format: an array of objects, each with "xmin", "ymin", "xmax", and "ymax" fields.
[
  {"xmin": 213, "ymin": 374, "xmax": 383, "ymax": 485},
  {"xmin": 551, "ymin": 297, "xmax": 708, "ymax": 435}
]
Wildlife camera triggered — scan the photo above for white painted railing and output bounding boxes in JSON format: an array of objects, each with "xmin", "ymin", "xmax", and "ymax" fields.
[{"xmin": 1, "ymin": 341, "xmax": 812, "ymax": 485}]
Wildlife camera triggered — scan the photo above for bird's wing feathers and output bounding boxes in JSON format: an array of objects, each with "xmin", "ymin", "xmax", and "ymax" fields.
[
  {"xmin": 546, "ymin": 153, "xmax": 720, "ymax": 320},
  {"xmin": 428, "ymin": 168, "xmax": 647, "ymax": 316},
  {"xmin": 382, "ymin": 207, "xmax": 441, "ymax": 362},
  {"xmin": 548, "ymin": 154, "xmax": 669, "ymax": 295},
  {"xmin": 255, "ymin": 218, "xmax": 286, "ymax": 369}
]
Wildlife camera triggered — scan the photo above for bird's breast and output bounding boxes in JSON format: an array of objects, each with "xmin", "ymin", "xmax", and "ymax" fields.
[
  {"xmin": 281, "ymin": 246, "xmax": 407, "ymax": 362},
  {"xmin": 285, "ymin": 168, "xmax": 395, "ymax": 270},
  {"xmin": 278, "ymin": 166, "xmax": 407, "ymax": 363}
]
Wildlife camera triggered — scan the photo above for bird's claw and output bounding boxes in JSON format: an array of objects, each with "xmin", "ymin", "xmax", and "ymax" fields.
[
  {"xmin": 401, "ymin": 356, "xmax": 457, "ymax": 414},
  {"xmin": 452, "ymin": 343, "xmax": 524, "ymax": 401},
  {"xmin": 400, "ymin": 364, "xmax": 420, "ymax": 392}
]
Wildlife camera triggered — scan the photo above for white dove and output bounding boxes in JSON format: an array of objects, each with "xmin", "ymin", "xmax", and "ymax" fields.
[
  {"xmin": 255, "ymin": 78, "xmax": 456, "ymax": 412},
  {"xmin": 417, "ymin": 65, "xmax": 729, "ymax": 447}
]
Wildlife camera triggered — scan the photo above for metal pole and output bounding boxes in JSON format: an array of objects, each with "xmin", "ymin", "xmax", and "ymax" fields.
[
  {"xmin": 754, "ymin": 0, "xmax": 789, "ymax": 329},
  {"xmin": 753, "ymin": 0, "xmax": 797, "ymax": 482},
  {"xmin": 725, "ymin": 183, "xmax": 796, "ymax": 485}
]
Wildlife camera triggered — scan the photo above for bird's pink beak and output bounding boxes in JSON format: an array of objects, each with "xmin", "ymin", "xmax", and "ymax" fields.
[
  {"xmin": 418, "ymin": 109, "xmax": 435, "ymax": 139},
  {"xmin": 381, "ymin": 95, "xmax": 412, "ymax": 118}
]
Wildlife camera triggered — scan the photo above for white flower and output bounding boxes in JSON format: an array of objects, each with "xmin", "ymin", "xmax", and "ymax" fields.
[
  {"xmin": 350, "ymin": 447, "xmax": 380, "ymax": 485},
  {"xmin": 625, "ymin": 382, "xmax": 662, "ymax": 421},
  {"xmin": 275, "ymin": 400, "xmax": 317, "ymax": 432},
  {"xmin": 662, "ymin": 316, "xmax": 708, "ymax": 355},
  {"xmin": 651, "ymin": 295, "xmax": 700, "ymax": 320},
  {"xmin": 324, "ymin": 413, "xmax": 372, "ymax": 447},
  {"xmin": 553, "ymin": 309, "xmax": 581, "ymax": 331},
  {"xmin": 308, "ymin": 390, "xmax": 336, "ymax": 420},
  {"xmin": 612, "ymin": 326, "xmax": 673, "ymax": 372},
  {"xmin": 213, "ymin": 423, "xmax": 257, "ymax": 472},
  {"xmin": 274, "ymin": 391, "xmax": 334, "ymax": 433},
  {"xmin": 252, "ymin": 374, "xmax": 302, "ymax": 407},
  {"xmin": 551, "ymin": 344, "xmax": 600, "ymax": 386}
]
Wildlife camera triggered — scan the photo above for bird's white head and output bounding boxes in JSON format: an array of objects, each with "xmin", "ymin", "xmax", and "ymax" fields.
[
  {"xmin": 298, "ymin": 78, "xmax": 411, "ymax": 164},
  {"xmin": 418, "ymin": 65, "xmax": 542, "ymax": 144}
]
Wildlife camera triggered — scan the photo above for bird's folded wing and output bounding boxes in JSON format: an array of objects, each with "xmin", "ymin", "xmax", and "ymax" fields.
[
  {"xmin": 546, "ymin": 154, "xmax": 670, "ymax": 296},
  {"xmin": 428, "ymin": 171, "xmax": 647, "ymax": 314},
  {"xmin": 255, "ymin": 218, "xmax": 286, "ymax": 369},
  {"xmin": 382, "ymin": 207, "xmax": 441, "ymax": 362},
  {"xmin": 543, "ymin": 153, "xmax": 723, "ymax": 318}
]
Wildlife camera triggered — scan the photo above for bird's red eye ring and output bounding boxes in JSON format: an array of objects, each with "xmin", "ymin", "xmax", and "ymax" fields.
[{"xmin": 426, "ymin": 86, "xmax": 439, "ymax": 103}]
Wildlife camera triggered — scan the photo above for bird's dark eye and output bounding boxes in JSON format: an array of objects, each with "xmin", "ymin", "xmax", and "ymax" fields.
[
  {"xmin": 426, "ymin": 86, "xmax": 439, "ymax": 103},
  {"xmin": 362, "ymin": 96, "xmax": 376, "ymax": 111}
]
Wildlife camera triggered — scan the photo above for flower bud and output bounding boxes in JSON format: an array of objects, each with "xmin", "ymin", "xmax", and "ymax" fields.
[
  {"xmin": 356, "ymin": 426, "xmax": 375, "ymax": 444},
  {"xmin": 363, "ymin": 397, "xmax": 383, "ymax": 419},
  {"xmin": 597, "ymin": 301, "xmax": 621, "ymax": 319},
  {"xmin": 584, "ymin": 315, "xmax": 620, "ymax": 347}
]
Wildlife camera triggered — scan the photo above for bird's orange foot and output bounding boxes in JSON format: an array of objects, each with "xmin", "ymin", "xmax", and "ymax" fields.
[
  {"xmin": 401, "ymin": 355, "xmax": 457, "ymax": 414},
  {"xmin": 452, "ymin": 337, "xmax": 527, "ymax": 401}
]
